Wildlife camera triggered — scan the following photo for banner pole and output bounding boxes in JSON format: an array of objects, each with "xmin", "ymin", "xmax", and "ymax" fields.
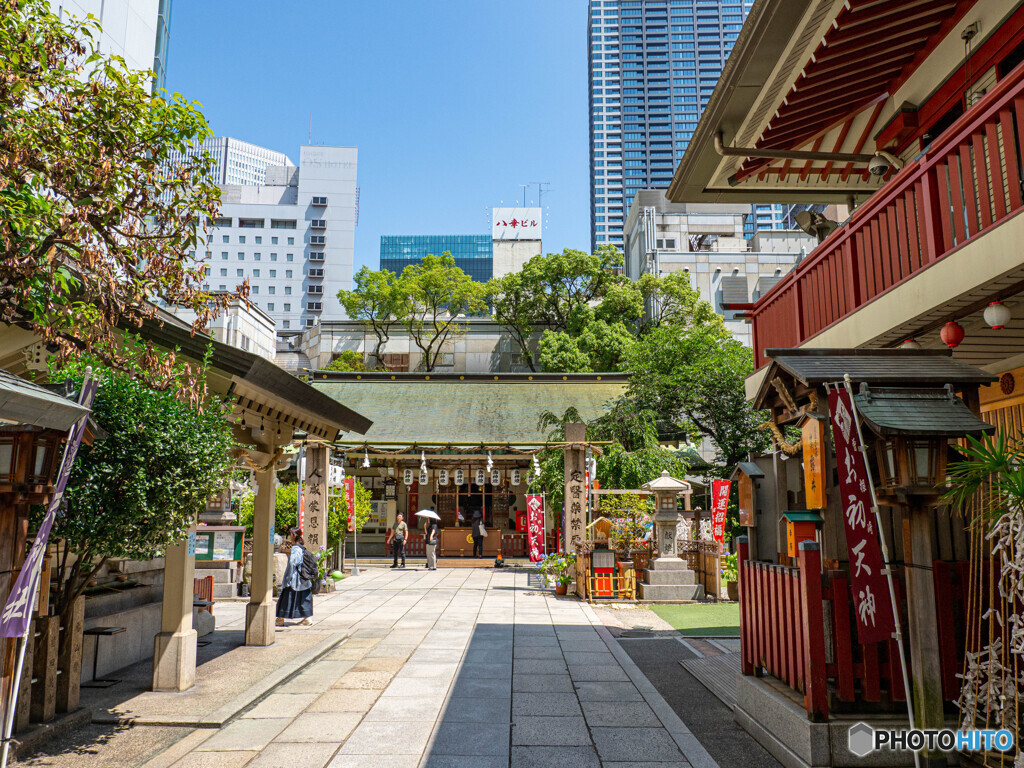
[
  {"xmin": 1, "ymin": 635, "xmax": 27, "ymax": 768},
  {"xmin": 841, "ymin": 375, "xmax": 919, "ymax": 765}
]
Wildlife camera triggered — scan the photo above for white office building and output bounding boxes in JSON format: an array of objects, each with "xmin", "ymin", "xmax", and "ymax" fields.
[
  {"xmin": 165, "ymin": 137, "xmax": 294, "ymax": 188},
  {"xmin": 51, "ymin": 0, "xmax": 171, "ymax": 90},
  {"xmin": 196, "ymin": 144, "xmax": 358, "ymax": 335}
]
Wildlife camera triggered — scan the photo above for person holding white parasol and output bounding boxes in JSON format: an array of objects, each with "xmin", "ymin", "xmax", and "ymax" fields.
[{"xmin": 416, "ymin": 509, "xmax": 441, "ymax": 570}]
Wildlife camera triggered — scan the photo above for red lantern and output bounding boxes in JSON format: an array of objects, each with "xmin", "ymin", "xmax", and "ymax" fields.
[{"xmin": 940, "ymin": 321, "xmax": 965, "ymax": 348}]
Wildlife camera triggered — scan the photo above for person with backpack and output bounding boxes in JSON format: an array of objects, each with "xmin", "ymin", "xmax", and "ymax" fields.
[{"xmin": 276, "ymin": 527, "xmax": 314, "ymax": 626}]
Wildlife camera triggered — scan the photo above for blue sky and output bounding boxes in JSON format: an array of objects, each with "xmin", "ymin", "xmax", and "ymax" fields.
[{"xmin": 165, "ymin": 0, "xmax": 591, "ymax": 271}]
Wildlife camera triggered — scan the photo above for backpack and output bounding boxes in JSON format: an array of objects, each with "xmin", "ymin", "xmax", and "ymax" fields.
[{"xmin": 299, "ymin": 546, "xmax": 319, "ymax": 583}]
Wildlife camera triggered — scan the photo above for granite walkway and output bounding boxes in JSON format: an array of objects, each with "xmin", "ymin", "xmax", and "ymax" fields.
[{"xmin": 26, "ymin": 567, "xmax": 723, "ymax": 768}]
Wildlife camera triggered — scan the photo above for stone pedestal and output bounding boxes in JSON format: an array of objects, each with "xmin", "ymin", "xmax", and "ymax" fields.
[
  {"xmin": 245, "ymin": 601, "xmax": 275, "ymax": 647},
  {"xmin": 152, "ymin": 629, "xmax": 197, "ymax": 692},
  {"xmin": 639, "ymin": 557, "xmax": 704, "ymax": 601}
]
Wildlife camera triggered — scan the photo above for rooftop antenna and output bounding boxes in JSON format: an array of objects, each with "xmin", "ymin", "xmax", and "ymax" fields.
[
  {"xmin": 308, "ymin": 113, "xmax": 312, "ymax": 144},
  {"xmin": 520, "ymin": 184, "xmax": 528, "ymax": 208},
  {"xmin": 531, "ymin": 182, "xmax": 551, "ymax": 210}
]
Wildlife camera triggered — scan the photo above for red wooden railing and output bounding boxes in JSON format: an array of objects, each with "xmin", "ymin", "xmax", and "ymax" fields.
[
  {"xmin": 193, "ymin": 575, "xmax": 214, "ymax": 614},
  {"xmin": 737, "ymin": 538, "xmax": 972, "ymax": 720},
  {"xmin": 750, "ymin": 61, "xmax": 1024, "ymax": 367},
  {"xmin": 503, "ymin": 533, "xmax": 526, "ymax": 557},
  {"xmin": 387, "ymin": 529, "xmax": 425, "ymax": 556}
]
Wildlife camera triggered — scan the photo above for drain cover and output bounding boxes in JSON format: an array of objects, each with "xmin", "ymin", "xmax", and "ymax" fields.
[{"xmin": 619, "ymin": 629, "xmax": 654, "ymax": 638}]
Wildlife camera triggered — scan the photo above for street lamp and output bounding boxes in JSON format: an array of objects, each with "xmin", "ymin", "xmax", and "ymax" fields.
[{"xmin": 0, "ymin": 427, "xmax": 65, "ymax": 496}]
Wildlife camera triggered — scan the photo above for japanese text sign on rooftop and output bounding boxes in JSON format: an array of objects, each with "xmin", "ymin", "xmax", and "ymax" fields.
[
  {"xmin": 711, "ymin": 480, "xmax": 730, "ymax": 544},
  {"xmin": 1, "ymin": 375, "xmax": 98, "ymax": 638},
  {"xmin": 526, "ymin": 494, "xmax": 544, "ymax": 563},
  {"xmin": 828, "ymin": 389, "xmax": 895, "ymax": 645}
]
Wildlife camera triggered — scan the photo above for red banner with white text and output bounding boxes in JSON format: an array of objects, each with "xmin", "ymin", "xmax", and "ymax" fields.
[
  {"xmin": 711, "ymin": 480, "xmax": 730, "ymax": 544},
  {"xmin": 526, "ymin": 494, "xmax": 545, "ymax": 563},
  {"xmin": 345, "ymin": 477, "xmax": 357, "ymax": 533},
  {"xmin": 828, "ymin": 388, "xmax": 895, "ymax": 644}
]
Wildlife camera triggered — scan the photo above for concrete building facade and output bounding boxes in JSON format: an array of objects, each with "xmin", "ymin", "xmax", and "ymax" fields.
[
  {"xmin": 165, "ymin": 137, "xmax": 294, "ymax": 188},
  {"xmin": 52, "ymin": 0, "xmax": 171, "ymax": 91},
  {"xmin": 197, "ymin": 144, "xmax": 358, "ymax": 335},
  {"xmin": 623, "ymin": 190, "xmax": 817, "ymax": 348}
]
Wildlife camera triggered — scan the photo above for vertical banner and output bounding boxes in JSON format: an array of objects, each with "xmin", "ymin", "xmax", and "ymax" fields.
[
  {"xmin": 345, "ymin": 477, "xmax": 357, "ymax": 533},
  {"xmin": 711, "ymin": 480, "xmax": 731, "ymax": 544},
  {"xmin": 563, "ymin": 423, "xmax": 587, "ymax": 552},
  {"xmin": 828, "ymin": 389, "xmax": 896, "ymax": 644},
  {"xmin": 304, "ymin": 444, "xmax": 327, "ymax": 551},
  {"xmin": 802, "ymin": 418, "xmax": 827, "ymax": 509},
  {"xmin": 526, "ymin": 494, "xmax": 544, "ymax": 562},
  {"xmin": 1, "ymin": 376, "xmax": 98, "ymax": 637}
]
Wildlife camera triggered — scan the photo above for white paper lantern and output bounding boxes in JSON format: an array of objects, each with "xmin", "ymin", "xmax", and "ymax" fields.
[
  {"xmin": 474, "ymin": 468, "xmax": 486, "ymax": 486},
  {"xmin": 985, "ymin": 301, "xmax": 1012, "ymax": 330},
  {"xmin": 403, "ymin": 467, "xmax": 414, "ymax": 485},
  {"xmin": 419, "ymin": 469, "xmax": 429, "ymax": 485},
  {"xmin": 454, "ymin": 469, "xmax": 465, "ymax": 486},
  {"xmin": 438, "ymin": 469, "xmax": 449, "ymax": 486},
  {"xmin": 490, "ymin": 469, "xmax": 501, "ymax": 485},
  {"xmin": 511, "ymin": 468, "xmax": 522, "ymax": 486}
]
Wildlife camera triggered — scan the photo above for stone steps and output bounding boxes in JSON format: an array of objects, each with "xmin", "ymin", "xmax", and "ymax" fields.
[
  {"xmin": 643, "ymin": 568, "xmax": 696, "ymax": 585},
  {"xmin": 639, "ymin": 583, "xmax": 705, "ymax": 601}
]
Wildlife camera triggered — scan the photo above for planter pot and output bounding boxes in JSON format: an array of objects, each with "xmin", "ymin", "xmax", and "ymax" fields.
[
  {"xmin": 726, "ymin": 579, "xmax": 739, "ymax": 602},
  {"xmin": 555, "ymin": 584, "xmax": 568, "ymax": 596}
]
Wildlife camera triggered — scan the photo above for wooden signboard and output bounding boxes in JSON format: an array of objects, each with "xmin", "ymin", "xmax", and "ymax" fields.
[
  {"xmin": 738, "ymin": 473, "xmax": 755, "ymax": 527},
  {"xmin": 801, "ymin": 418, "xmax": 827, "ymax": 509}
]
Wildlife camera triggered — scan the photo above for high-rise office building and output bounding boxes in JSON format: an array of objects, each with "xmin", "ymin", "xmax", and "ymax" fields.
[
  {"xmin": 165, "ymin": 137, "xmax": 295, "ymax": 187},
  {"xmin": 51, "ymin": 0, "xmax": 171, "ymax": 91},
  {"xmin": 588, "ymin": 0, "xmax": 753, "ymax": 251},
  {"xmin": 193, "ymin": 144, "xmax": 359, "ymax": 334}
]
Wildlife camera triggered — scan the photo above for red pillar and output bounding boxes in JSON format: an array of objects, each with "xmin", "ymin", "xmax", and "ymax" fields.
[{"xmin": 798, "ymin": 540, "xmax": 828, "ymax": 721}]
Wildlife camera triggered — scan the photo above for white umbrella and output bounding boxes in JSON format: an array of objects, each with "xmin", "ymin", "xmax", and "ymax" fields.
[{"xmin": 415, "ymin": 509, "xmax": 441, "ymax": 520}]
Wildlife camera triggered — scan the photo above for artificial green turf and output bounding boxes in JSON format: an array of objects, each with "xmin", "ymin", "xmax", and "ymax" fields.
[{"xmin": 650, "ymin": 602, "xmax": 741, "ymax": 636}]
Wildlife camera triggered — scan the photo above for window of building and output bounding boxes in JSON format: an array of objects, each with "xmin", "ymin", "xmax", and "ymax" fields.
[
  {"xmin": 286, "ymin": 269, "xmax": 293, "ymax": 278},
  {"xmin": 284, "ymin": 303, "xmax": 291, "ymax": 312},
  {"xmin": 203, "ymin": 266, "xmax": 211, "ymax": 276},
  {"xmin": 270, "ymin": 269, "xmax": 277, "ymax": 277},
  {"xmin": 283, "ymin": 320, "xmax": 290, "ymax": 329},
  {"xmin": 238, "ymin": 236, "xmax": 245, "ymax": 244},
  {"xmin": 255, "ymin": 236, "xmax": 262, "ymax": 244},
  {"xmin": 236, "ymin": 269, "xmax": 243, "ymax": 277},
  {"xmin": 221, "ymin": 252, "xmax": 228, "ymax": 260},
  {"xmin": 238, "ymin": 218, "xmax": 263, "ymax": 228},
  {"xmin": 272, "ymin": 237, "xmax": 278, "ymax": 244},
  {"xmin": 222, "ymin": 236, "xmax": 229, "ymax": 243},
  {"xmin": 238, "ymin": 252, "xmax": 244, "ymax": 260},
  {"xmin": 253, "ymin": 269, "xmax": 260, "ymax": 277},
  {"xmin": 213, "ymin": 217, "xmax": 231, "ymax": 227},
  {"xmin": 270, "ymin": 253, "xmax": 277, "ymax": 261},
  {"xmin": 254, "ymin": 253, "xmax": 261, "ymax": 261},
  {"xmin": 252, "ymin": 286, "xmax": 259, "ymax": 294},
  {"xmin": 287, "ymin": 253, "xmax": 294, "ymax": 261},
  {"xmin": 268, "ymin": 286, "xmax": 275, "ymax": 294},
  {"xmin": 287, "ymin": 238, "xmax": 294, "ymax": 245},
  {"xmin": 268, "ymin": 303, "xmax": 274, "ymax": 312},
  {"xmin": 285, "ymin": 287, "xmax": 292, "ymax": 295},
  {"xmin": 219, "ymin": 284, "xmax": 226, "ymax": 291},
  {"xmin": 271, "ymin": 220, "xmax": 297, "ymax": 229}
]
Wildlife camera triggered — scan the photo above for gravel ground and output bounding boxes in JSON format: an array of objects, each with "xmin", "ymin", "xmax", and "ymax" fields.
[{"xmin": 13, "ymin": 723, "xmax": 193, "ymax": 768}]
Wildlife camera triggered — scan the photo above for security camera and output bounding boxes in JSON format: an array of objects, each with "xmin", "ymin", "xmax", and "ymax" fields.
[{"xmin": 868, "ymin": 155, "xmax": 890, "ymax": 176}]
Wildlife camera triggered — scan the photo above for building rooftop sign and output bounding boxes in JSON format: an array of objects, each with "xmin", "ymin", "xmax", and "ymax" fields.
[{"xmin": 492, "ymin": 207, "xmax": 541, "ymax": 241}]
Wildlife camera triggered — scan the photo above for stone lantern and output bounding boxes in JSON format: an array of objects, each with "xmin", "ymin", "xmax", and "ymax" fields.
[{"xmin": 638, "ymin": 471, "xmax": 701, "ymax": 600}]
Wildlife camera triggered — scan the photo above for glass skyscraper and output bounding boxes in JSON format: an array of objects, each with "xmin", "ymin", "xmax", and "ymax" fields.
[
  {"xmin": 379, "ymin": 235, "xmax": 494, "ymax": 282},
  {"xmin": 588, "ymin": 0, "xmax": 753, "ymax": 250}
]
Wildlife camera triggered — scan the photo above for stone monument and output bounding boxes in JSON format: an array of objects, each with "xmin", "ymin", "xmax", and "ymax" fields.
[{"xmin": 638, "ymin": 471, "xmax": 704, "ymax": 601}]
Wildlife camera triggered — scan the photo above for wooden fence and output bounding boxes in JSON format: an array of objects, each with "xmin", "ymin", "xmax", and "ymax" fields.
[
  {"xmin": 737, "ymin": 539, "xmax": 972, "ymax": 721},
  {"xmin": 679, "ymin": 539, "xmax": 722, "ymax": 601}
]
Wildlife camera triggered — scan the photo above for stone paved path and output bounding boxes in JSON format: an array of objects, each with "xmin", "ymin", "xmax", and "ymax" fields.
[{"xmin": 37, "ymin": 567, "xmax": 723, "ymax": 768}]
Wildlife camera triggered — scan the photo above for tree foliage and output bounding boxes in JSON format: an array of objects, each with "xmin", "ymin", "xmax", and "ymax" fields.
[
  {"xmin": 0, "ymin": 0, "xmax": 235, "ymax": 399},
  {"xmin": 323, "ymin": 350, "xmax": 369, "ymax": 372},
  {"xmin": 336, "ymin": 267, "xmax": 407, "ymax": 369},
  {"xmin": 401, "ymin": 253, "xmax": 487, "ymax": 372},
  {"xmin": 236, "ymin": 479, "xmax": 373, "ymax": 546},
  {"xmin": 42, "ymin": 353, "xmax": 235, "ymax": 646}
]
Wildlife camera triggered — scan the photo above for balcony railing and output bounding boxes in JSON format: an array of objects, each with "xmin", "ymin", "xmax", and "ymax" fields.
[{"xmin": 750, "ymin": 61, "xmax": 1024, "ymax": 367}]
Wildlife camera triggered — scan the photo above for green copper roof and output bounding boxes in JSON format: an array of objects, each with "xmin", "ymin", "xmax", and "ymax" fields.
[{"xmin": 311, "ymin": 373, "xmax": 628, "ymax": 446}]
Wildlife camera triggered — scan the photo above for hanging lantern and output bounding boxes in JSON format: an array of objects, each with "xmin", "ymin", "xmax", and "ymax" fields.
[
  {"xmin": 475, "ymin": 468, "xmax": 486, "ymax": 486},
  {"xmin": 490, "ymin": 469, "xmax": 501, "ymax": 486},
  {"xmin": 511, "ymin": 468, "xmax": 522, "ymax": 486},
  {"xmin": 454, "ymin": 468, "xmax": 465, "ymax": 486},
  {"xmin": 403, "ymin": 467, "xmax": 414, "ymax": 485},
  {"xmin": 900, "ymin": 338, "xmax": 921, "ymax": 350},
  {"xmin": 438, "ymin": 468, "xmax": 449, "ymax": 486},
  {"xmin": 939, "ymin": 321, "xmax": 965, "ymax": 348},
  {"xmin": 984, "ymin": 301, "xmax": 1011, "ymax": 330},
  {"xmin": 419, "ymin": 468, "xmax": 429, "ymax": 485}
]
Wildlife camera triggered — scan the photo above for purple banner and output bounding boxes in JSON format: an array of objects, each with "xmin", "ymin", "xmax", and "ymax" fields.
[
  {"xmin": 828, "ymin": 388, "xmax": 895, "ymax": 645},
  {"xmin": 0, "ymin": 376, "xmax": 98, "ymax": 638}
]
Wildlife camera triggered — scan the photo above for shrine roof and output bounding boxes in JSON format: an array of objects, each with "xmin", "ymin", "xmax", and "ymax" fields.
[
  {"xmin": 754, "ymin": 348, "xmax": 996, "ymax": 409},
  {"xmin": 853, "ymin": 385, "xmax": 995, "ymax": 438},
  {"xmin": 0, "ymin": 369, "xmax": 91, "ymax": 431},
  {"xmin": 310, "ymin": 372, "xmax": 628, "ymax": 447}
]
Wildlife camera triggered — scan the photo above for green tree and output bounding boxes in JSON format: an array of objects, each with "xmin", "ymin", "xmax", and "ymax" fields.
[
  {"xmin": 1, "ymin": 1, "xmax": 232, "ymax": 399},
  {"xmin": 401, "ymin": 253, "xmax": 487, "ymax": 372},
  {"xmin": 336, "ymin": 267, "xmax": 408, "ymax": 369},
  {"xmin": 236, "ymin": 480, "xmax": 372, "ymax": 548},
  {"xmin": 323, "ymin": 350, "xmax": 369, "ymax": 372},
  {"xmin": 486, "ymin": 270, "xmax": 540, "ymax": 371},
  {"xmin": 626, "ymin": 323, "xmax": 769, "ymax": 467},
  {"xmin": 636, "ymin": 271, "xmax": 719, "ymax": 333},
  {"xmin": 42, "ymin": 356, "xmax": 235, "ymax": 659}
]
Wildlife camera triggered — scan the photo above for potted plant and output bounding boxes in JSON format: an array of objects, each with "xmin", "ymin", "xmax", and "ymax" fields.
[
  {"xmin": 722, "ymin": 552, "xmax": 739, "ymax": 602},
  {"xmin": 536, "ymin": 552, "xmax": 575, "ymax": 595}
]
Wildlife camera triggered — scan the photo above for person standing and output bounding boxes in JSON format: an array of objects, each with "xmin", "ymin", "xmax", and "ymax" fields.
[
  {"xmin": 276, "ymin": 527, "xmax": 313, "ymax": 627},
  {"xmin": 471, "ymin": 510, "xmax": 485, "ymax": 558},
  {"xmin": 425, "ymin": 515, "xmax": 439, "ymax": 570},
  {"xmin": 389, "ymin": 512, "xmax": 408, "ymax": 569}
]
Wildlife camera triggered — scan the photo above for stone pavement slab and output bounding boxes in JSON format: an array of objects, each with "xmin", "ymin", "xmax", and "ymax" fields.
[
  {"xmin": 511, "ymin": 715, "xmax": 590, "ymax": 746},
  {"xmin": 276, "ymin": 712, "xmax": 362, "ymax": 742},
  {"xmin": 246, "ymin": 742, "xmax": 340, "ymax": 768}
]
